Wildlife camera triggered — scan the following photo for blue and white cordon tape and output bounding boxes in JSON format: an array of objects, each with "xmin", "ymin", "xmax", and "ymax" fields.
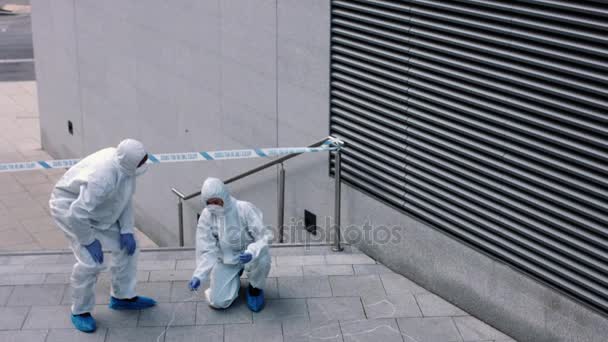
[{"xmin": 0, "ymin": 137, "xmax": 344, "ymax": 173}]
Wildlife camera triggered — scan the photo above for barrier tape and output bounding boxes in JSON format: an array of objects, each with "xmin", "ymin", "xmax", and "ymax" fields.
[{"xmin": 0, "ymin": 137, "xmax": 343, "ymax": 173}]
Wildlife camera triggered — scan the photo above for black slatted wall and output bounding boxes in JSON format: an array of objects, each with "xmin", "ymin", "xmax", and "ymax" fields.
[{"xmin": 329, "ymin": 0, "xmax": 608, "ymax": 314}]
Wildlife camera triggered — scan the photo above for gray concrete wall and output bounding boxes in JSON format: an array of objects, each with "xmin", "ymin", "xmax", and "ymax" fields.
[
  {"xmin": 31, "ymin": 0, "xmax": 607, "ymax": 341},
  {"xmin": 30, "ymin": 0, "xmax": 332, "ymax": 246}
]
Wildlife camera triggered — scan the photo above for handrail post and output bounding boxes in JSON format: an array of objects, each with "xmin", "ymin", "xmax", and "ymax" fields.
[
  {"xmin": 177, "ymin": 197, "xmax": 184, "ymax": 247},
  {"xmin": 332, "ymin": 149, "xmax": 344, "ymax": 252},
  {"xmin": 278, "ymin": 163, "xmax": 286, "ymax": 243}
]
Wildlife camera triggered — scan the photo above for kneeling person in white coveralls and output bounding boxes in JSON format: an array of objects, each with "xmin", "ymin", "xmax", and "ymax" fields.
[
  {"xmin": 188, "ymin": 177, "xmax": 272, "ymax": 312},
  {"xmin": 49, "ymin": 139, "xmax": 156, "ymax": 333}
]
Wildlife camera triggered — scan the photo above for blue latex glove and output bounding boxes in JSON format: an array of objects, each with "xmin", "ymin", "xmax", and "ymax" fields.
[
  {"xmin": 239, "ymin": 252, "xmax": 253, "ymax": 264},
  {"xmin": 189, "ymin": 277, "xmax": 201, "ymax": 291},
  {"xmin": 84, "ymin": 239, "xmax": 103, "ymax": 264},
  {"xmin": 120, "ymin": 233, "xmax": 137, "ymax": 256}
]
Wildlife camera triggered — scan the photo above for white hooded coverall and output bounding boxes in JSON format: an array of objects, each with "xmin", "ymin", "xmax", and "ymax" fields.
[
  {"xmin": 193, "ymin": 178, "xmax": 273, "ymax": 309},
  {"xmin": 49, "ymin": 139, "xmax": 147, "ymax": 315}
]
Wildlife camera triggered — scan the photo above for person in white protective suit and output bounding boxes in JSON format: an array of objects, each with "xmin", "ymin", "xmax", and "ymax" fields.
[
  {"xmin": 49, "ymin": 139, "xmax": 156, "ymax": 333},
  {"xmin": 188, "ymin": 177, "xmax": 273, "ymax": 312}
]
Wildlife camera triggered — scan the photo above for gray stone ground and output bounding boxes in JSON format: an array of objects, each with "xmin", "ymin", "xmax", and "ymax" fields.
[
  {"xmin": 0, "ymin": 81, "xmax": 156, "ymax": 250},
  {"xmin": 0, "ymin": 246, "xmax": 517, "ymax": 342}
]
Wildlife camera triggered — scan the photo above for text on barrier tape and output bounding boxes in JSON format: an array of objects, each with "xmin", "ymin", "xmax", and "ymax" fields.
[{"xmin": 0, "ymin": 138, "xmax": 343, "ymax": 173}]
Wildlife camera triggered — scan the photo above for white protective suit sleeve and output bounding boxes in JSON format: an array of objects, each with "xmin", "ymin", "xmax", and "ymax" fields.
[
  {"xmin": 243, "ymin": 202, "xmax": 273, "ymax": 261},
  {"xmin": 117, "ymin": 198, "xmax": 135, "ymax": 234},
  {"xmin": 67, "ymin": 181, "xmax": 112, "ymax": 246},
  {"xmin": 193, "ymin": 213, "xmax": 221, "ymax": 281}
]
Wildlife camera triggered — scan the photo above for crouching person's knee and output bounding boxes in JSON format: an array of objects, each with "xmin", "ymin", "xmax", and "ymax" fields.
[{"xmin": 206, "ymin": 289, "xmax": 238, "ymax": 309}]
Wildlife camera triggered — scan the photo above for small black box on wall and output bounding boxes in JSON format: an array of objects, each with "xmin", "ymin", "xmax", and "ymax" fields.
[{"xmin": 304, "ymin": 210, "xmax": 317, "ymax": 235}]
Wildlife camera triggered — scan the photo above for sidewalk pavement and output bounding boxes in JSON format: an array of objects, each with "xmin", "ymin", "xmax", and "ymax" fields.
[
  {"xmin": 0, "ymin": 246, "xmax": 518, "ymax": 342},
  {"xmin": 0, "ymin": 81, "xmax": 156, "ymax": 251}
]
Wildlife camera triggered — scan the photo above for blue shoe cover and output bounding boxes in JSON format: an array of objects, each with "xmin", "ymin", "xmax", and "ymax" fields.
[
  {"xmin": 109, "ymin": 295, "xmax": 156, "ymax": 310},
  {"xmin": 71, "ymin": 313, "xmax": 96, "ymax": 333},
  {"xmin": 246, "ymin": 288, "xmax": 265, "ymax": 312}
]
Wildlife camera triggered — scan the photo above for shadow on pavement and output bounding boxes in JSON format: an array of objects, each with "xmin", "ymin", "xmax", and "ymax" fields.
[{"xmin": 0, "ymin": 60, "xmax": 35, "ymax": 81}]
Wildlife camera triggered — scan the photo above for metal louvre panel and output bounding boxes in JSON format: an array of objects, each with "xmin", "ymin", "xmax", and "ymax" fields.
[
  {"xmin": 329, "ymin": 0, "xmax": 608, "ymax": 314},
  {"xmin": 333, "ymin": 43, "xmax": 608, "ymax": 167},
  {"xmin": 331, "ymin": 29, "xmax": 608, "ymax": 149}
]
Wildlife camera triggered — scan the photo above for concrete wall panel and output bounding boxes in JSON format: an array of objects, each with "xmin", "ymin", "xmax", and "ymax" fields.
[{"xmin": 31, "ymin": 0, "xmax": 84, "ymax": 158}]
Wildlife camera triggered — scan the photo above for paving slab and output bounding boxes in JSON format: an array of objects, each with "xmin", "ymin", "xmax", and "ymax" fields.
[
  {"xmin": 0, "ymin": 285, "xmax": 14, "ymax": 305},
  {"xmin": 307, "ymin": 297, "xmax": 365, "ymax": 324},
  {"xmin": 138, "ymin": 250, "xmax": 192, "ymax": 261},
  {"xmin": 176, "ymin": 259, "xmax": 195, "ymax": 269},
  {"xmin": 165, "ymin": 325, "xmax": 224, "ymax": 342},
  {"xmin": 329, "ymin": 275, "xmax": 386, "ymax": 297},
  {"xmin": 7, "ymin": 284, "xmax": 65, "ymax": 306},
  {"xmin": 282, "ymin": 319, "xmax": 342, "ymax": 342},
  {"xmin": 196, "ymin": 297, "xmax": 252, "ymax": 325},
  {"xmin": 135, "ymin": 281, "xmax": 172, "ymax": 302},
  {"xmin": 43, "ymin": 273, "xmax": 72, "ymax": 284},
  {"xmin": 0, "ymin": 329, "xmax": 48, "ymax": 342},
  {"xmin": 137, "ymin": 260, "xmax": 176, "ymax": 271},
  {"xmin": 0, "ymin": 273, "xmax": 45, "ymax": 285},
  {"xmin": 397, "ymin": 317, "xmax": 463, "ymax": 342},
  {"xmin": 303, "ymin": 264, "xmax": 353, "ymax": 276},
  {"xmin": 325, "ymin": 254, "xmax": 375, "ymax": 265},
  {"xmin": 138, "ymin": 302, "xmax": 196, "ymax": 327},
  {"xmin": 224, "ymin": 321, "xmax": 283, "ymax": 342},
  {"xmin": 7, "ymin": 254, "xmax": 61, "ymax": 265},
  {"xmin": 341, "ymin": 318, "xmax": 403, "ymax": 342},
  {"xmin": 253, "ymin": 298, "xmax": 308, "ymax": 322},
  {"xmin": 0, "ymin": 264, "xmax": 27, "ymax": 274},
  {"xmin": 277, "ymin": 255, "xmax": 326, "ymax": 266},
  {"xmin": 93, "ymin": 305, "xmax": 139, "ymax": 328},
  {"xmin": 45, "ymin": 328, "xmax": 107, "ymax": 342},
  {"xmin": 23, "ymin": 263, "xmax": 74, "ymax": 274},
  {"xmin": 105, "ymin": 327, "xmax": 167, "ymax": 342},
  {"xmin": 278, "ymin": 276, "xmax": 332, "ymax": 298},
  {"xmin": 13, "ymin": 217, "xmax": 55, "ymax": 235},
  {"xmin": 0, "ymin": 306, "xmax": 29, "ymax": 329},
  {"xmin": 362, "ymin": 293, "xmax": 423, "ymax": 319},
  {"xmin": 170, "ymin": 281, "xmax": 209, "ymax": 302},
  {"xmin": 149, "ymin": 269, "xmax": 193, "ymax": 282},
  {"xmin": 268, "ymin": 265, "xmax": 303, "ymax": 277},
  {"xmin": 22, "ymin": 305, "xmax": 73, "ymax": 329}
]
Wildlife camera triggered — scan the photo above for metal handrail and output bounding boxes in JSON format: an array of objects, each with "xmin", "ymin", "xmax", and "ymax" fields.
[
  {"xmin": 171, "ymin": 136, "xmax": 344, "ymax": 251},
  {"xmin": 172, "ymin": 138, "xmax": 328, "ymax": 201}
]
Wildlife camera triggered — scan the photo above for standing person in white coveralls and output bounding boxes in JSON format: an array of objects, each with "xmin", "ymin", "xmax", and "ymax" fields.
[
  {"xmin": 49, "ymin": 139, "xmax": 156, "ymax": 333},
  {"xmin": 188, "ymin": 177, "xmax": 272, "ymax": 312}
]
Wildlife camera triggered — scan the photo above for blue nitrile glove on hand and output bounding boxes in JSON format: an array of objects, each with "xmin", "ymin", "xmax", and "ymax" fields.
[
  {"xmin": 120, "ymin": 233, "xmax": 137, "ymax": 255},
  {"xmin": 239, "ymin": 252, "xmax": 253, "ymax": 264},
  {"xmin": 84, "ymin": 239, "xmax": 104, "ymax": 264},
  {"xmin": 189, "ymin": 277, "xmax": 201, "ymax": 291}
]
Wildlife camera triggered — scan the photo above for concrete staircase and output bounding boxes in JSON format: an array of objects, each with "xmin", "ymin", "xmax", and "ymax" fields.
[{"xmin": 0, "ymin": 245, "xmax": 516, "ymax": 341}]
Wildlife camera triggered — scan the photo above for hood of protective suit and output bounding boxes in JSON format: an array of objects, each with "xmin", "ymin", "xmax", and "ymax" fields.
[
  {"xmin": 200, "ymin": 177, "xmax": 234, "ymax": 209},
  {"xmin": 114, "ymin": 139, "xmax": 147, "ymax": 176}
]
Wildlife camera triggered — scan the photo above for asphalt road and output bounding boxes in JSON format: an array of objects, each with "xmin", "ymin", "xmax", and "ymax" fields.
[{"xmin": 0, "ymin": 10, "xmax": 35, "ymax": 81}]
